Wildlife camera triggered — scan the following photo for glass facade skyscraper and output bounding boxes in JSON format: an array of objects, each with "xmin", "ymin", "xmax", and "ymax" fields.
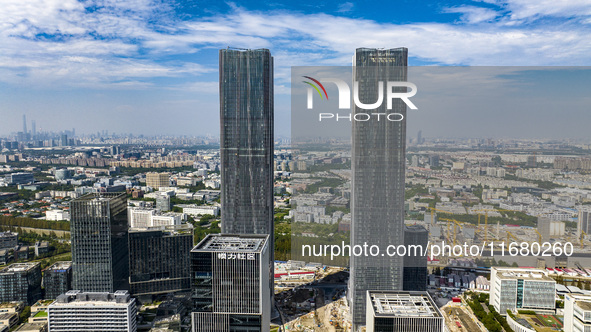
[
  {"xmin": 219, "ymin": 48, "xmax": 274, "ymax": 238},
  {"xmin": 349, "ymin": 48, "xmax": 408, "ymax": 330},
  {"xmin": 219, "ymin": 48, "xmax": 274, "ymax": 305},
  {"xmin": 70, "ymin": 192, "xmax": 129, "ymax": 293}
]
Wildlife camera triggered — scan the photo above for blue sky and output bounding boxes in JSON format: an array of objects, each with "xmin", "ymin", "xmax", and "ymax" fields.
[{"xmin": 1, "ymin": 0, "xmax": 591, "ymax": 138}]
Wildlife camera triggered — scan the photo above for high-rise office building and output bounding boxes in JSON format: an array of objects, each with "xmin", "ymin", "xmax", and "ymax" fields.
[
  {"xmin": 489, "ymin": 267, "xmax": 555, "ymax": 314},
  {"xmin": 23, "ymin": 114, "xmax": 27, "ymax": 134},
  {"xmin": 190, "ymin": 234, "xmax": 270, "ymax": 332},
  {"xmin": 43, "ymin": 261, "xmax": 72, "ymax": 299},
  {"xmin": 47, "ymin": 290, "xmax": 137, "ymax": 332},
  {"xmin": 128, "ymin": 224, "xmax": 193, "ymax": 300},
  {"xmin": 70, "ymin": 193, "xmax": 129, "ymax": 293},
  {"xmin": 219, "ymin": 48, "xmax": 274, "ymax": 302},
  {"xmin": 349, "ymin": 47, "xmax": 408, "ymax": 330},
  {"xmin": 0, "ymin": 263, "xmax": 42, "ymax": 305},
  {"xmin": 403, "ymin": 225, "xmax": 428, "ymax": 291},
  {"xmin": 578, "ymin": 206, "xmax": 591, "ymax": 238},
  {"xmin": 365, "ymin": 291, "xmax": 444, "ymax": 332},
  {"xmin": 146, "ymin": 172, "xmax": 170, "ymax": 190}
]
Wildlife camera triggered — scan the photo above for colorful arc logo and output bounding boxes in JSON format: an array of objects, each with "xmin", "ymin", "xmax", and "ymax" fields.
[{"xmin": 302, "ymin": 76, "xmax": 328, "ymax": 100}]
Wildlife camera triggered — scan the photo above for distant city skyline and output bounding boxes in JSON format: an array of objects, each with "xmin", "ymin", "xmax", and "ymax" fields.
[{"xmin": 1, "ymin": 1, "xmax": 591, "ymax": 139}]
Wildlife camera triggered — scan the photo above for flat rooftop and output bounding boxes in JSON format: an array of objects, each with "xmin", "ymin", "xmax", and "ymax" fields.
[
  {"xmin": 193, "ymin": 234, "xmax": 268, "ymax": 253},
  {"xmin": 72, "ymin": 192, "xmax": 126, "ymax": 202},
  {"xmin": 46, "ymin": 261, "xmax": 72, "ymax": 271},
  {"xmin": 52, "ymin": 290, "xmax": 132, "ymax": 306},
  {"xmin": 368, "ymin": 291, "xmax": 442, "ymax": 318},
  {"xmin": 0, "ymin": 232, "xmax": 17, "ymax": 238},
  {"xmin": 576, "ymin": 300, "xmax": 591, "ymax": 311},
  {"xmin": 495, "ymin": 268, "xmax": 554, "ymax": 282},
  {"xmin": 0, "ymin": 262, "xmax": 39, "ymax": 273}
]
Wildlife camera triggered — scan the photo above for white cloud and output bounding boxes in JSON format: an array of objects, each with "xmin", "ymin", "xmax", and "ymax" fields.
[
  {"xmin": 0, "ymin": 1, "xmax": 591, "ymax": 88},
  {"xmin": 443, "ymin": 6, "xmax": 499, "ymax": 23}
]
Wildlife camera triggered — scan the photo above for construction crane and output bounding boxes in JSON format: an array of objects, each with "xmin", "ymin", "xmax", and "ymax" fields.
[
  {"xmin": 534, "ymin": 229, "xmax": 543, "ymax": 244},
  {"xmin": 439, "ymin": 217, "xmax": 466, "ymax": 247},
  {"xmin": 504, "ymin": 231, "xmax": 520, "ymax": 250},
  {"xmin": 473, "ymin": 208, "xmax": 518, "ymax": 244},
  {"xmin": 426, "ymin": 207, "xmax": 458, "ymax": 226}
]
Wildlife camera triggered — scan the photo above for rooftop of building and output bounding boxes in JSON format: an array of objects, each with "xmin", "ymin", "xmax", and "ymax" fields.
[
  {"xmin": 129, "ymin": 224, "xmax": 193, "ymax": 234},
  {"xmin": 0, "ymin": 312, "xmax": 17, "ymax": 319},
  {"xmin": 0, "ymin": 302, "xmax": 23, "ymax": 309},
  {"xmin": 368, "ymin": 291, "xmax": 442, "ymax": 318},
  {"xmin": 0, "ymin": 262, "xmax": 39, "ymax": 273},
  {"xmin": 46, "ymin": 261, "xmax": 71, "ymax": 271},
  {"xmin": 576, "ymin": 300, "xmax": 591, "ymax": 311},
  {"xmin": 193, "ymin": 234, "xmax": 268, "ymax": 253},
  {"xmin": 14, "ymin": 322, "xmax": 48, "ymax": 331},
  {"xmin": 493, "ymin": 267, "xmax": 554, "ymax": 282},
  {"xmin": 72, "ymin": 192, "xmax": 126, "ymax": 202},
  {"xmin": 51, "ymin": 290, "xmax": 133, "ymax": 306},
  {"xmin": 0, "ymin": 232, "xmax": 17, "ymax": 238}
]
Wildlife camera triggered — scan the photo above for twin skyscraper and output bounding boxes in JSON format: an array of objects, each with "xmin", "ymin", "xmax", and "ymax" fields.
[{"xmin": 70, "ymin": 47, "xmax": 409, "ymax": 332}]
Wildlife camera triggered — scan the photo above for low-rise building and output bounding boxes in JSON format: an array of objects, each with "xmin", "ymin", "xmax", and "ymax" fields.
[
  {"xmin": 178, "ymin": 204, "xmax": 219, "ymax": 217},
  {"xmin": 47, "ymin": 290, "xmax": 137, "ymax": 332},
  {"xmin": 489, "ymin": 267, "xmax": 556, "ymax": 314},
  {"xmin": 0, "ymin": 232, "xmax": 17, "ymax": 250}
]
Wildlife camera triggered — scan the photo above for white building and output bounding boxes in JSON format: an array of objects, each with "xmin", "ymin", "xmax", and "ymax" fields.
[
  {"xmin": 128, "ymin": 208, "xmax": 182, "ymax": 228},
  {"xmin": 177, "ymin": 204, "xmax": 219, "ymax": 217},
  {"xmin": 45, "ymin": 210, "xmax": 70, "ymax": 221},
  {"xmin": 489, "ymin": 267, "xmax": 556, "ymax": 315},
  {"xmin": 47, "ymin": 290, "xmax": 136, "ymax": 332},
  {"xmin": 564, "ymin": 293, "xmax": 591, "ymax": 332}
]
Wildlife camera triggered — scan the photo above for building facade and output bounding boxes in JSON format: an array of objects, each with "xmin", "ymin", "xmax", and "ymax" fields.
[
  {"xmin": 146, "ymin": 172, "xmax": 170, "ymax": 190},
  {"xmin": 219, "ymin": 48, "xmax": 274, "ymax": 244},
  {"xmin": 128, "ymin": 224, "xmax": 193, "ymax": 298},
  {"xmin": 43, "ymin": 261, "xmax": 72, "ymax": 300},
  {"xmin": 564, "ymin": 294, "xmax": 591, "ymax": 332},
  {"xmin": 403, "ymin": 225, "xmax": 428, "ymax": 291},
  {"xmin": 365, "ymin": 291, "xmax": 444, "ymax": 332},
  {"xmin": 489, "ymin": 267, "xmax": 556, "ymax": 314},
  {"xmin": 578, "ymin": 206, "xmax": 591, "ymax": 238},
  {"xmin": 128, "ymin": 207, "xmax": 182, "ymax": 228},
  {"xmin": 190, "ymin": 234, "xmax": 270, "ymax": 332},
  {"xmin": 350, "ymin": 47, "xmax": 409, "ymax": 329},
  {"xmin": 0, "ymin": 232, "xmax": 17, "ymax": 249},
  {"xmin": 70, "ymin": 193, "xmax": 129, "ymax": 292},
  {"xmin": 0, "ymin": 263, "xmax": 42, "ymax": 305},
  {"xmin": 47, "ymin": 290, "xmax": 136, "ymax": 332}
]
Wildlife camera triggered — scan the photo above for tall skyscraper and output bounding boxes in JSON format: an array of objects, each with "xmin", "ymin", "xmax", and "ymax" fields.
[
  {"xmin": 22, "ymin": 114, "xmax": 27, "ymax": 134},
  {"xmin": 70, "ymin": 193, "xmax": 129, "ymax": 292},
  {"xmin": 219, "ymin": 48, "xmax": 274, "ymax": 298},
  {"xmin": 31, "ymin": 120, "xmax": 36, "ymax": 136},
  {"xmin": 350, "ymin": 47, "xmax": 408, "ymax": 330},
  {"xmin": 190, "ymin": 234, "xmax": 270, "ymax": 332}
]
